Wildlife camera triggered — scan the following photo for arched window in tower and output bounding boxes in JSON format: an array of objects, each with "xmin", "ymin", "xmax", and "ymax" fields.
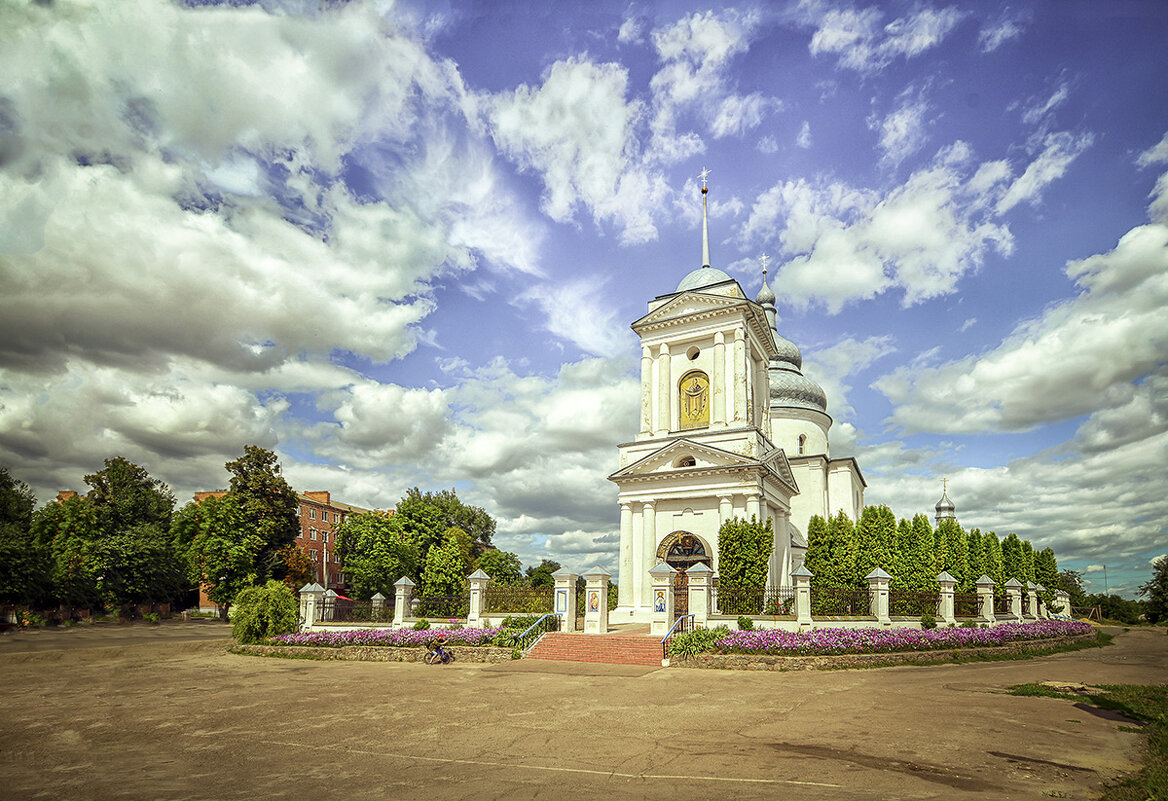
[
  {"xmin": 678, "ymin": 370, "xmax": 710, "ymax": 430},
  {"xmin": 798, "ymin": 434, "xmax": 807, "ymax": 455}
]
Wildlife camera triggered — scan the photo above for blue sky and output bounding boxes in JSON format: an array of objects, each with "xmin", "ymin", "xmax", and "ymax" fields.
[{"xmin": 1, "ymin": 0, "xmax": 1166, "ymax": 597}]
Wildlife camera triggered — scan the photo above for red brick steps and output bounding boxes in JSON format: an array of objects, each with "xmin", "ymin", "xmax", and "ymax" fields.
[{"xmin": 525, "ymin": 632, "xmax": 663, "ymax": 667}]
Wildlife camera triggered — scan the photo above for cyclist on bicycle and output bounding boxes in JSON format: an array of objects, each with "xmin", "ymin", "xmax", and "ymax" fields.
[{"xmin": 426, "ymin": 632, "xmax": 448, "ymax": 663}]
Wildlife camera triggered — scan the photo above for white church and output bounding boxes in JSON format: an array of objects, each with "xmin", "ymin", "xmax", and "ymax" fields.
[{"xmin": 609, "ymin": 178, "xmax": 866, "ymax": 622}]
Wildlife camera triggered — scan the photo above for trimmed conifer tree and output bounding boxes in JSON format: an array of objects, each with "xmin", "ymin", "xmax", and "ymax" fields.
[
  {"xmin": 1020, "ymin": 540, "xmax": 1036, "ymax": 583},
  {"xmin": 853, "ymin": 505, "xmax": 894, "ymax": 586},
  {"xmin": 717, "ymin": 516, "xmax": 772, "ymax": 593},
  {"xmin": 1001, "ymin": 533, "xmax": 1024, "ymax": 582},
  {"xmin": 806, "ymin": 511, "xmax": 855, "ymax": 589},
  {"xmin": 892, "ymin": 517, "xmax": 913, "ymax": 588},
  {"xmin": 985, "ymin": 531, "xmax": 1005, "ymax": 589},
  {"xmin": 966, "ymin": 528, "xmax": 987, "ymax": 586},
  {"xmin": 937, "ymin": 518, "xmax": 970, "ymax": 591},
  {"xmin": 932, "ymin": 520, "xmax": 947, "ymax": 574},
  {"xmin": 897, "ymin": 514, "xmax": 937, "ymax": 592},
  {"xmin": 1034, "ymin": 547, "xmax": 1058, "ymax": 603},
  {"xmin": 804, "ymin": 514, "xmax": 829, "ymax": 583}
]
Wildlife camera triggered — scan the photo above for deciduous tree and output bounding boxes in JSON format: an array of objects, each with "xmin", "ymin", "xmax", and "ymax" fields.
[
  {"xmin": 0, "ymin": 467, "xmax": 45, "ymax": 606},
  {"xmin": 333, "ymin": 511, "xmax": 419, "ymax": 600},
  {"xmin": 1139, "ymin": 556, "xmax": 1168, "ymax": 624},
  {"xmin": 225, "ymin": 446, "xmax": 300, "ymax": 579},
  {"xmin": 84, "ymin": 457, "xmax": 174, "ymax": 534},
  {"xmin": 421, "ymin": 529, "xmax": 469, "ymax": 598},
  {"xmin": 477, "ymin": 549, "xmax": 523, "ymax": 584}
]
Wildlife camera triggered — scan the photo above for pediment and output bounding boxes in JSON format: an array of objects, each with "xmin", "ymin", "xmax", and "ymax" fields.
[
  {"xmin": 761, "ymin": 446, "xmax": 798, "ymax": 492},
  {"xmin": 609, "ymin": 438, "xmax": 755, "ymax": 481},
  {"xmin": 632, "ymin": 291, "xmax": 749, "ymax": 332}
]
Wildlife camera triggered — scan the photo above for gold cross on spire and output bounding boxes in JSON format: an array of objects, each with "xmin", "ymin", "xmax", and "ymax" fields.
[
  {"xmin": 760, "ymin": 252, "xmax": 770, "ymax": 277},
  {"xmin": 699, "ymin": 166, "xmax": 711, "ymax": 189},
  {"xmin": 942, "ymin": 477, "xmax": 948, "ymax": 493}
]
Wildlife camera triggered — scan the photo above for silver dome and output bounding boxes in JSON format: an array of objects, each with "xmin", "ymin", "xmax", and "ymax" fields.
[
  {"xmin": 935, "ymin": 491, "xmax": 956, "ymax": 514},
  {"xmin": 771, "ymin": 332, "xmax": 802, "ymax": 371},
  {"xmin": 677, "ymin": 265, "xmax": 733, "ymax": 292},
  {"xmin": 768, "ymin": 364, "xmax": 828, "ymax": 413}
]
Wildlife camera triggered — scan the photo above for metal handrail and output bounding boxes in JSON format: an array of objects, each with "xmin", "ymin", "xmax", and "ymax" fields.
[
  {"xmin": 660, "ymin": 613, "xmax": 695, "ymax": 660},
  {"xmin": 516, "ymin": 612, "xmax": 561, "ymax": 651}
]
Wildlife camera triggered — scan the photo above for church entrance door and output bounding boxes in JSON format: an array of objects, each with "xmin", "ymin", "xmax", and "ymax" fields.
[{"xmin": 657, "ymin": 532, "xmax": 711, "ymax": 619}]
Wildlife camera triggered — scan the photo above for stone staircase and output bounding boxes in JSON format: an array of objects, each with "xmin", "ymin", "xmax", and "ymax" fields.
[{"xmin": 525, "ymin": 632, "xmax": 664, "ymax": 667}]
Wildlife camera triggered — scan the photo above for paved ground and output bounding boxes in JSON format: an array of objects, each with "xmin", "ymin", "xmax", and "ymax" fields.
[{"xmin": 0, "ymin": 623, "xmax": 1164, "ymax": 800}]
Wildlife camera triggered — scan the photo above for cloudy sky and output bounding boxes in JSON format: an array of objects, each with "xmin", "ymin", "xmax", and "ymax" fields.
[{"xmin": 2, "ymin": 0, "xmax": 1165, "ymax": 597}]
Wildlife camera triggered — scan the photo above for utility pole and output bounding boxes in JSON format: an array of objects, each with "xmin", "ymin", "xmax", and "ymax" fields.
[{"xmin": 1103, "ymin": 565, "xmax": 1109, "ymax": 596}]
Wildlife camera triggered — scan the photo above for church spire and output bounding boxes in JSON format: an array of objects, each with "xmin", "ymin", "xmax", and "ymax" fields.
[
  {"xmin": 699, "ymin": 167, "xmax": 711, "ymax": 268},
  {"xmin": 755, "ymin": 252, "xmax": 777, "ymax": 330}
]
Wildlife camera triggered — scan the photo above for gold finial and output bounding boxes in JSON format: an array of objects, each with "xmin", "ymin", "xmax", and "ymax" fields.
[
  {"xmin": 699, "ymin": 166, "xmax": 711, "ymax": 194},
  {"xmin": 760, "ymin": 251, "xmax": 770, "ymax": 279}
]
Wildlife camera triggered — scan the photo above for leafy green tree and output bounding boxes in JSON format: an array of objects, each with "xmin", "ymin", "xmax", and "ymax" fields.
[
  {"xmin": 525, "ymin": 559, "xmax": 562, "ymax": 589},
  {"xmin": 333, "ymin": 511, "xmax": 419, "ymax": 600},
  {"xmin": 0, "ymin": 467, "xmax": 45, "ymax": 605},
  {"xmin": 1001, "ymin": 533, "xmax": 1024, "ymax": 582},
  {"xmin": 88, "ymin": 523, "xmax": 185, "ymax": 611},
  {"xmin": 717, "ymin": 516, "xmax": 773, "ymax": 593},
  {"xmin": 181, "ymin": 493, "xmax": 264, "ymax": 619},
  {"xmin": 1058, "ymin": 569, "xmax": 1087, "ymax": 608},
  {"xmin": 936, "ymin": 518, "xmax": 969, "ymax": 590},
  {"xmin": 894, "ymin": 514, "xmax": 937, "ymax": 592},
  {"xmin": 84, "ymin": 457, "xmax": 174, "ymax": 534},
  {"xmin": 395, "ymin": 488, "xmax": 495, "ymax": 564},
  {"xmin": 806, "ymin": 511, "xmax": 856, "ymax": 589},
  {"xmin": 31, "ymin": 494, "xmax": 103, "ymax": 608},
  {"xmin": 225, "ymin": 446, "xmax": 300, "ymax": 579},
  {"xmin": 231, "ymin": 580, "xmax": 299, "ymax": 644},
  {"xmin": 477, "ymin": 549, "xmax": 523, "ymax": 584},
  {"xmin": 421, "ymin": 529, "xmax": 469, "ymax": 597},
  {"xmin": 853, "ymin": 505, "xmax": 894, "ymax": 586},
  {"xmin": 1139, "ymin": 556, "xmax": 1168, "ymax": 624}
]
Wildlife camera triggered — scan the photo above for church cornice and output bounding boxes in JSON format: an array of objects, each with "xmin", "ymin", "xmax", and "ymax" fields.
[
  {"xmin": 631, "ymin": 291, "xmax": 777, "ymax": 354},
  {"xmin": 609, "ymin": 437, "xmax": 798, "ymax": 495}
]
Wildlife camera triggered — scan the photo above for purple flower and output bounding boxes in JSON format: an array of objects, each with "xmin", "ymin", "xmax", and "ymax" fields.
[
  {"xmin": 269, "ymin": 626, "xmax": 504, "ymax": 648},
  {"xmin": 713, "ymin": 620, "xmax": 1093, "ymax": 656}
]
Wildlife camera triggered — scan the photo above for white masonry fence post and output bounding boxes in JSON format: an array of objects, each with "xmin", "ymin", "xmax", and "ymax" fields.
[
  {"xmin": 393, "ymin": 576, "xmax": 414, "ymax": 629},
  {"xmin": 936, "ymin": 572, "xmax": 957, "ymax": 626},
  {"xmin": 1036, "ymin": 584, "xmax": 1048, "ymax": 619},
  {"xmin": 552, "ymin": 568, "xmax": 579, "ymax": 632},
  {"xmin": 792, "ymin": 565, "xmax": 813, "ymax": 628},
  {"xmin": 685, "ymin": 562, "xmax": 713, "ymax": 629},
  {"xmin": 866, "ymin": 568, "xmax": 891, "ymax": 626},
  {"xmin": 976, "ymin": 575, "xmax": 996, "ymax": 624},
  {"xmin": 370, "ymin": 592, "xmax": 386, "ymax": 623},
  {"xmin": 1025, "ymin": 581, "xmax": 1039, "ymax": 620},
  {"xmin": 583, "ymin": 567, "xmax": 611, "ymax": 634},
  {"xmin": 1004, "ymin": 578, "xmax": 1023, "ymax": 619},
  {"xmin": 299, "ymin": 583, "xmax": 324, "ymax": 632},
  {"xmin": 322, "ymin": 589, "xmax": 337, "ymax": 624},
  {"xmin": 467, "ymin": 569, "xmax": 490, "ymax": 628},
  {"xmin": 648, "ymin": 562, "xmax": 676, "ymax": 637}
]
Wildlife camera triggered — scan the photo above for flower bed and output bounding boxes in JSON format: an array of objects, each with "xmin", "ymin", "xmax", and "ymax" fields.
[
  {"xmin": 712, "ymin": 620, "xmax": 1094, "ymax": 656},
  {"xmin": 270, "ymin": 627, "xmax": 504, "ymax": 648}
]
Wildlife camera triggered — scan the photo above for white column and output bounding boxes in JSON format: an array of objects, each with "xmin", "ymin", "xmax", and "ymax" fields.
[
  {"xmin": 713, "ymin": 331, "xmax": 726, "ymax": 426},
  {"xmin": 656, "ymin": 343, "xmax": 671, "ymax": 435},
  {"xmin": 718, "ymin": 495, "xmax": 733, "ymax": 526},
  {"xmin": 733, "ymin": 328, "xmax": 746, "ymax": 423},
  {"xmin": 639, "ymin": 345, "xmax": 653, "ymax": 435},
  {"xmin": 746, "ymin": 494, "xmax": 760, "ymax": 521},
  {"xmin": 641, "ymin": 501, "xmax": 656, "ymax": 608},
  {"xmin": 618, "ymin": 503, "xmax": 634, "ymax": 608}
]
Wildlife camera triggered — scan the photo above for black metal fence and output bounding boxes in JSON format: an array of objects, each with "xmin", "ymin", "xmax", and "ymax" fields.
[
  {"xmin": 888, "ymin": 589, "xmax": 939, "ymax": 616},
  {"xmin": 318, "ymin": 598, "xmax": 394, "ymax": 623},
  {"xmin": 412, "ymin": 594, "xmax": 469, "ymax": 619},
  {"xmin": 483, "ymin": 585, "xmax": 553, "ymax": 614},
  {"xmin": 811, "ymin": 585, "xmax": 870, "ymax": 616},
  {"xmin": 954, "ymin": 592, "xmax": 981, "ymax": 618},
  {"xmin": 717, "ymin": 586, "xmax": 796, "ymax": 616},
  {"xmin": 993, "ymin": 594, "xmax": 1009, "ymax": 615}
]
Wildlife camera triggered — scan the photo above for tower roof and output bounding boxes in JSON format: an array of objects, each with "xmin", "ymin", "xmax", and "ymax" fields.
[
  {"xmin": 935, "ymin": 480, "xmax": 956, "ymax": 520},
  {"xmin": 676, "ymin": 265, "xmax": 734, "ymax": 292}
]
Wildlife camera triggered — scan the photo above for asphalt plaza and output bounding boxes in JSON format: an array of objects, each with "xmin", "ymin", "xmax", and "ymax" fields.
[{"xmin": 1, "ymin": 623, "xmax": 1164, "ymax": 800}]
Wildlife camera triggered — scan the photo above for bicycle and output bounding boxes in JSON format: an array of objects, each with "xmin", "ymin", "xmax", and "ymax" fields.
[{"xmin": 424, "ymin": 643, "xmax": 454, "ymax": 665}]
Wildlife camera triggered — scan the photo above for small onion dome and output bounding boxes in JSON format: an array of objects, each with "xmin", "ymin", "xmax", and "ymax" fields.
[
  {"xmin": 768, "ymin": 363, "xmax": 828, "ymax": 414},
  {"xmin": 755, "ymin": 277, "xmax": 776, "ymax": 306},
  {"xmin": 677, "ymin": 265, "xmax": 733, "ymax": 292},
  {"xmin": 935, "ymin": 490, "xmax": 956, "ymax": 517}
]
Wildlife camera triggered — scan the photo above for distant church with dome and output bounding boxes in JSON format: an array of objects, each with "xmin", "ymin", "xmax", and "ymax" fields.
[{"xmin": 609, "ymin": 176, "xmax": 866, "ymax": 622}]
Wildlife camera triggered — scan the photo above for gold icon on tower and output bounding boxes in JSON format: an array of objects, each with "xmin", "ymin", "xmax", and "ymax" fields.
[{"xmin": 679, "ymin": 370, "xmax": 709, "ymax": 430}]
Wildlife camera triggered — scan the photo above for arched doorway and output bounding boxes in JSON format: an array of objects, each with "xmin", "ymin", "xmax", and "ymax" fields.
[{"xmin": 656, "ymin": 531, "xmax": 712, "ymax": 617}]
